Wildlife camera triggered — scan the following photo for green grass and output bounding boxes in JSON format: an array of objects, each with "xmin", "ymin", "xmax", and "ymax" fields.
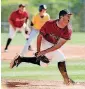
[
  {"xmin": 1, "ymin": 33, "xmax": 26, "ymax": 46},
  {"xmin": 67, "ymin": 32, "xmax": 85, "ymax": 45},
  {"xmin": 1, "ymin": 32, "xmax": 85, "ymax": 46},
  {"xmin": 1, "ymin": 59, "xmax": 85, "ymax": 82}
]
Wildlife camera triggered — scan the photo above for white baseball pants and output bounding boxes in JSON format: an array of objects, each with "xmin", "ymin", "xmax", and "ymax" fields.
[
  {"xmin": 9, "ymin": 23, "xmax": 30, "ymax": 39},
  {"xmin": 41, "ymin": 38, "xmax": 65, "ymax": 62}
]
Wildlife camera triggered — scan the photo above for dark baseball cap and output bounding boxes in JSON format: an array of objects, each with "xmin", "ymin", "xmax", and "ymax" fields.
[
  {"xmin": 59, "ymin": 9, "xmax": 72, "ymax": 17},
  {"xmin": 39, "ymin": 4, "xmax": 47, "ymax": 12},
  {"xmin": 19, "ymin": 4, "xmax": 26, "ymax": 7}
]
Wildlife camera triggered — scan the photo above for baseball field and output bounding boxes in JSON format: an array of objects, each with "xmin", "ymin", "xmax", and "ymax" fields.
[{"xmin": 1, "ymin": 32, "xmax": 85, "ymax": 89}]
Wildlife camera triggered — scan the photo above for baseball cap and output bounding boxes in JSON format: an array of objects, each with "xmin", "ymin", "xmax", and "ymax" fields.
[
  {"xmin": 39, "ymin": 4, "xmax": 47, "ymax": 11},
  {"xmin": 59, "ymin": 9, "xmax": 72, "ymax": 17},
  {"xmin": 19, "ymin": 4, "xmax": 26, "ymax": 7}
]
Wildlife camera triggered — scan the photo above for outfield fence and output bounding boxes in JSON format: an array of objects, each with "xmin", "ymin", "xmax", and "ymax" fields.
[{"xmin": 1, "ymin": 22, "xmax": 9, "ymax": 33}]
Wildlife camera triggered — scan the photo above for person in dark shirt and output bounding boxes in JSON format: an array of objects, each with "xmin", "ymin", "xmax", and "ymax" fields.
[{"xmin": 10, "ymin": 9, "xmax": 74, "ymax": 85}]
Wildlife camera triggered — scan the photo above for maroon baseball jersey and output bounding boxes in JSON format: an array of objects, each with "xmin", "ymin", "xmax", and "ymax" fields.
[
  {"xmin": 9, "ymin": 10, "xmax": 29, "ymax": 28},
  {"xmin": 40, "ymin": 20, "xmax": 72, "ymax": 44}
]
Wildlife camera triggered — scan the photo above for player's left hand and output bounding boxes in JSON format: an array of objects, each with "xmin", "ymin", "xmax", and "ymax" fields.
[
  {"xmin": 37, "ymin": 51, "xmax": 46, "ymax": 57},
  {"xmin": 35, "ymin": 52, "xmax": 50, "ymax": 63}
]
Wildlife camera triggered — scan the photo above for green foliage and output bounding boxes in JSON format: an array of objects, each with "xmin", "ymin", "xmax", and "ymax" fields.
[
  {"xmin": 1, "ymin": 0, "xmax": 28, "ymax": 5},
  {"xmin": 70, "ymin": 0, "xmax": 85, "ymax": 32},
  {"xmin": 1, "ymin": 0, "xmax": 85, "ymax": 32}
]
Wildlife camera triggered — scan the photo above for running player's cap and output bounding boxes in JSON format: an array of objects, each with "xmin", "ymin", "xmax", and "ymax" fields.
[
  {"xmin": 59, "ymin": 9, "xmax": 72, "ymax": 17},
  {"xmin": 39, "ymin": 4, "xmax": 47, "ymax": 12},
  {"xmin": 19, "ymin": 4, "xmax": 26, "ymax": 7}
]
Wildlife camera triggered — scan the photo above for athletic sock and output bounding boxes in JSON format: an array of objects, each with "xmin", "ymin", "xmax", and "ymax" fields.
[
  {"xmin": 20, "ymin": 57, "xmax": 40, "ymax": 65},
  {"xmin": 5, "ymin": 38, "xmax": 12, "ymax": 50},
  {"xmin": 26, "ymin": 38, "xmax": 28, "ymax": 40}
]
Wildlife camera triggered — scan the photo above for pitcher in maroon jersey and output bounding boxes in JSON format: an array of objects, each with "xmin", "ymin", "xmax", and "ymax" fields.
[
  {"xmin": 10, "ymin": 9, "xmax": 75, "ymax": 85},
  {"xmin": 36, "ymin": 9, "xmax": 74, "ymax": 85}
]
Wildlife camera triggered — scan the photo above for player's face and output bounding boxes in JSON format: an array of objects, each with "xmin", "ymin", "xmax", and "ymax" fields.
[
  {"xmin": 18, "ymin": 7, "xmax": 25, "ymax": 13},
  {"xmin": 41, "ymin": 9, "xmax": 47, "ymax": 13},
  {"xmin": 63, "ymin": 14, "xmax": 71, "ymax": 23}
]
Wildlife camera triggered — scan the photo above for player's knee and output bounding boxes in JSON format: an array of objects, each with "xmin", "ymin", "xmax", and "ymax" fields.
[
  {"xmin": 57, "ymin": 56, "xmax": 65, "ymax": 63},
  {"xmin": 54, "ymin": 50, "xmax": 66, "ymax": 62},
  {"xmin": 9, "ymin": 36, "xmax": 14, "ymax": 39},
  {"xmin": 8, "ymin": 37, "xmax": 12, "ymax": 39}
]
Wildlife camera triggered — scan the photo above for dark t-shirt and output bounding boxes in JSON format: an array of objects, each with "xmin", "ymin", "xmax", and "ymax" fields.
[
  {"xmin": 40, "ymin": 20, "xmax": 72, "ymax": 44},
  {"xmin": 9, "ymin": 10, "xmax": 29, "ymax": 28}
]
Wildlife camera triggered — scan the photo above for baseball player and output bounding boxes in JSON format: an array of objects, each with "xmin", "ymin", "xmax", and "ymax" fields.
[
  {"xmin": 19, "ymin": 4, "xmax": 50, "ymax": 57},
  {"xmin": 4, "ymin": 4, "xmax": 31, "ymax": 52},
  {"xmin": 10, "ymin": 9, "xmax": 75, "ymax": 85}
]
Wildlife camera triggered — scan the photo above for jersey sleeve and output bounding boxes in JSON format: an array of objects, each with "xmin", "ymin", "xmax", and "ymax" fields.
[
  {"xmin": 61, "ymin": 25, "xmax": 72, "ymax": 40},
  {"xmin": 24, "ymin": 11, "xmax": 29, "ymax": 19},
  {"xmin": 9, "ymin": 12, "xmax": 14, "ymax": 21},
  {"xmin": 47, "ymin": 14, "xmax": 50, "ymax": 20},
  {"xmin": 40, "ymin": 22, "xmax": 48, "ymax": 36}
]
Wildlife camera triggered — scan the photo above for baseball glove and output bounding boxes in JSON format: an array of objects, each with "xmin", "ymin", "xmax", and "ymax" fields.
[{"xmin": 35, "ymin": 52, "xmax": 50, "ymax": 63}]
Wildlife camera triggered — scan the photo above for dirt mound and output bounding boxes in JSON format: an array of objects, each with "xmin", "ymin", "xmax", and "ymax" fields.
[
  {"xmin": 2, "ymin": 79, "xmax": 85, "ymax": 89},
  {"xmin": 1, "ymin": 45, "xmax": 85, "ymax": 62}
]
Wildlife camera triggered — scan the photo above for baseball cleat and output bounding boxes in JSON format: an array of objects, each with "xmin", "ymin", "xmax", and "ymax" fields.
[
  {"xmin": 69, "ymin": 78, "xmax": 75, "ymax": 85},
  {"xmin": 4, "ymin": 49, "xmax": 8, "ymax": 52},
  {"xmin": 10, "ymin": 55, "xmax": 21, "ymax": 69},
  {"xmin": 64, "ymin": 78, "xmax": 75, "ymax": 85}
]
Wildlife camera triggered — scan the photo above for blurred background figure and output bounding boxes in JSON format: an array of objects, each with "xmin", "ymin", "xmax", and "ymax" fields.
[
  {"xmin": 4, "ymin": 4, "xmax": 31, "ymax": 52},
  {"xmin": 19, "ymin": 4, "xmax": 50, "ymax": 57}
]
